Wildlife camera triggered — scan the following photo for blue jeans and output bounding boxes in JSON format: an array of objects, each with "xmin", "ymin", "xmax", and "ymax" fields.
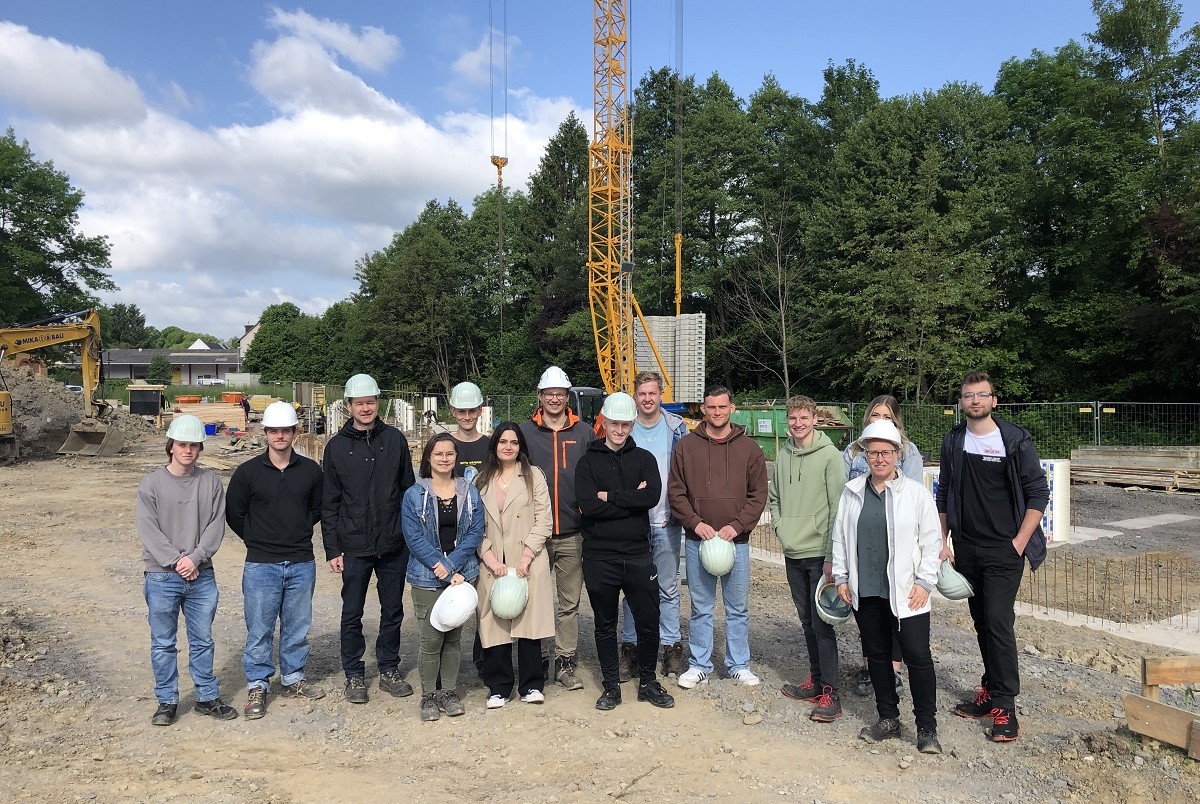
[
  {"xmin": 144, "ymin": 569, "xmax": 220, "ymax": 704},
  {"xmin": 243, "ymin": 560, "xmax": 316, "ymax": 690},
  {"xmin": 620, "ymin": 525, "xmax": 684, "ymax": 645},
  {"xmin": 684, "ymin": 539, "xmax": 751, "ymax": 674}
]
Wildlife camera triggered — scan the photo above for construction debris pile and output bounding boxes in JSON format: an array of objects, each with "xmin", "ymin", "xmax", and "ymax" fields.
[{"xmin": 1, "ymin": 366, "xmax": 157, "ymax": 458}]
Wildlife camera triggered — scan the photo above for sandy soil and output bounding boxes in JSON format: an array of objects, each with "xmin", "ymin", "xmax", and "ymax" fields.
[{"xmin": 1, "ymin": 443, "xmax": 1199, "ymax": 803}]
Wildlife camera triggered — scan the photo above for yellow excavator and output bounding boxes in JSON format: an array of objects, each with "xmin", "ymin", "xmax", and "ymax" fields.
[{"xmin": 0, "ymin": 308, "xmax": 125, "ymax": 461}]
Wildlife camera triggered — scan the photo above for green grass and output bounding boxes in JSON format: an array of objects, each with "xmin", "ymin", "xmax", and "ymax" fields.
[{"xmin": 100, "ymin": 379, "xmax": 293, "ymax": 404}]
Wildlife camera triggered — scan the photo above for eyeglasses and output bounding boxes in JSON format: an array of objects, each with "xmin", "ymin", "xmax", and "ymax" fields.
[
  {"xmin": 541, "ymin": 392, "xmax": 567, "ymax": 400},
  {"xmin": 866, "ymin": 449, "xmax": 896, "ymax": 459},
  {"xmin": 960, "ymin": 392, "xmax": 994, "ymax": 401}
]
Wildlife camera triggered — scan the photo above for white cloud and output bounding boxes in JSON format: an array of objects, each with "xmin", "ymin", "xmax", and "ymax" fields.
[{"xmin": 267, "ymin": 8, "xmax": 400, "ymax": 72}]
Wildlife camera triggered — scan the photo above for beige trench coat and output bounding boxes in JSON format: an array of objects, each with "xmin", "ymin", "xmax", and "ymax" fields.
[{"xmin": 476, "ymin": 464, "xmax": 554, "ymax": 648}]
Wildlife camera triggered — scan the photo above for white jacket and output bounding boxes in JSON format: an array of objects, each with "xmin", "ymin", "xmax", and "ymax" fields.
[{"xmin": 831, "ymin": 472, "xmax": 941, "ymax": 620}]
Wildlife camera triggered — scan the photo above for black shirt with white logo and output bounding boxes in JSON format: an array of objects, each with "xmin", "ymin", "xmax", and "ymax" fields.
[{"xmin": 959, "ymin": 428, "xmax": 1018, "ymax": 546}]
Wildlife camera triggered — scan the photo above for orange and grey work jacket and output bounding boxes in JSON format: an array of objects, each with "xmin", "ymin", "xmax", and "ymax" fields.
[{"xmin": 521, "ymin": 409, "xmax": 596, "ymax": 537}]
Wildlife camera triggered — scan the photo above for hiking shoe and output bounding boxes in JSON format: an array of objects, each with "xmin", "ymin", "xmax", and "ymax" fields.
[
  {"xmin": 677, "ymin": 668, "xmax": 709, "ymax": 689},
  {"xmin": 151, "ymin": 702, "xmax": 177, "ymax": 726},
  {"xmin": 781, "ymin": 677, "xmax": 821, "ymax": 702},
  {"xmin": 894, "ymin": 671, "xmax": 904, "ymax": 698},
  {"xmin": 859, "ymin": 717, "xmax": 902, "ymax": 743},
  {"xmin": 379, "ymin": 670, "xmax": 413, "ymax": 698},
  {"xmin": 854, "ymin": 666, "xmax": 871, "ymax": 697},
  {"xmin": 555, "ymin": 656, "xmax": 584, "ymax": 691},
  {"xmin": 987, "ymin": 707, "xmax": 1020, "ymax": 742},
  {"xmin": 486, "ymin": 694, "xmax": 507, "ymax": 710},
  {"xmin": 638, "ymin": 680, "xmax": 675, "ymax": 709},
  {"xmin": 596, "ymin": 685, "xmax": 622, "ymax": 711},
  {"xmin": 952, "ymin": 687, "xmax": 992, "ymax": 719},
  {"xmin": 419, "ymin": 692, "xmax": 440, "ymax": 721},
  {"xmin": 731, "ymin": 668, "xmax": 761, "ymax": 687},
  {"xmin": 438, "ymin": 690, "xmax": 466, "ymax": 717},
  {"xmin": 661, "ymin": 642, "xmax": 688, "ymax": 677},
  {"xmin": 809, "ymin": 686, "xmax": 843, "ymax": 722},
  {"xmin": 917, "ymin": 729, "xmax": 943, "ymax": 754},
  {"xmin": 520, "ymin": 689, "xmax": 545, "ymax": 704},
  {"xmin": 618, "ymin": 642, "xmax": 638, "ymax": 683},
  {"xmin": 280, "ymin": 679, "xmax": 326, "ymax": 700},
  {"xmin": 344, "ymin": 677, "xmax": 369, "ymax": 704},
  {"xmin": 195, "ymin": 698, "xmax": 238, "ymax": 720},
  {"xmin": 243, "ymin": 688, "xmax": 267, "ymax": 720}
]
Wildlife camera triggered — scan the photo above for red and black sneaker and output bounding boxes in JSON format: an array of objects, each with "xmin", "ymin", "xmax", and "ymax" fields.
[
  {"xmin": 987, "ymin": 707, "xmax": 1020, "ymax": 742},
  {"xmin": 780, "ymin": 676, "xmax": 820, "ymax": 702},
  {"xmin": 809, "ymin": 686, "xmax": 843, "ymax": 722},
  {"xmin": 952, "ymin": 686, "xmax": 992, "ymax": 719}
]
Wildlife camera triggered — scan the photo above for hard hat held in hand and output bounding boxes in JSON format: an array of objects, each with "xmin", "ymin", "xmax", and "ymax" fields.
[
  {"xmin": 814, "ymin": 576, "xmax": 852, "ymax": 625},
  {"xmin": 344, "ymin": 374, "xmax": 381, "ymax": 399},
  {"xmin": 537, "ymin": 366, "xmax": 571, "ymax": 390},
  {"xmin": 699, "ymin": 537, "xmax": 736, "ymax": 576},
  {"xmin": 450, "ymin": 382, "xmax": 483, "ymax": 409},
  {"xmin": 261, "ymin": 401, "xmax": 298, "ymax": 428},
  {"xmin": 936, "ymin": 559, "xmax": 974, "ymax": 600},
  {"xmin": 430, "ymin": 582, "xmax": 479, "ymax": 632},
  {"xmin": 166, "ymin": 414, "xmax": 206, "ymax": 443},
  {"xmin": 489, "ymin": 567, "xmax": 529, "ymax": 619},
  {"xmin": 600, "ymin": 392, "xmax": 636, "ymax": 422}
]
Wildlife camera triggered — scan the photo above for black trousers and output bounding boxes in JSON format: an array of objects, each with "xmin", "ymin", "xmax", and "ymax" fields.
[
  {"xmin": 584, "ymin": 555, "xmax": 660, "ymax": 687},
  {"xmin": 954, "ymin": 539, "xmax": 1025, "ymax": 709},
  {"xmin": 853, "ymin": 595, "xmax": 937, "ymax": 732},
  {"xmin": 482, "ymin": 638, "xmax": 544, "ymax": 698},
  {"xmin": 785, "ymin": 556, "xmax": 840, "ymax": 691},
  {"xmin": 340, "ymin": 548, "xmax": 407, "ymax": 678}
]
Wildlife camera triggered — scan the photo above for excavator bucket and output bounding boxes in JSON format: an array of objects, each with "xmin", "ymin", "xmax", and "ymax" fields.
[{"xmin": 58, "ymin": 419, "xmax": 125, "ymax": 457}]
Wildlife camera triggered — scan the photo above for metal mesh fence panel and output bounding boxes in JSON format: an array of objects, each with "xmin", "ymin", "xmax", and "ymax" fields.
[{"xmin": 1097, "ymin": 402, "xmax": 1200, "ymax": 449}]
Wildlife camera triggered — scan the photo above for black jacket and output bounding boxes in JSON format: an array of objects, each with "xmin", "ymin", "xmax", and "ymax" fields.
[
  {"xmin": 521, "ymin": 409, "xmax": 595, "ymax": 537},
  {"xmin": 936, "ymin": 417, "xmax": 1051, "ymax": 571},
  {"xmin": 226, "ymin": 450, "xmax": 323, "ymax": 563},
  {"xmin": 321, "ymin": 417, "xmax": 415, "ymax": 560},
  {"xmin": 575, "ymin": 437, "xmax": 661, "ymax": 560}
]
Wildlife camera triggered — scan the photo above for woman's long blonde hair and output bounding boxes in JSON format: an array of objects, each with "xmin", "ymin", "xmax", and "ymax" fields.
[{"xmin": 849, "ymin": 395, "xmax": 912, "ymax": 456}]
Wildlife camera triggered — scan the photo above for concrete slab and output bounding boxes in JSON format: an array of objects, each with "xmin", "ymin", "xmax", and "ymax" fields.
[
  {"xmin": 1054, "ymin": 525, "xmax": 1123, "ymax": 546},
  {"xmin": 1104, "ymin": 513, "xmax": 1199, "ymax": 529},
  {"xmin": 1012, "ymin": 601, "xmax": 1200, "ymax": 654}
]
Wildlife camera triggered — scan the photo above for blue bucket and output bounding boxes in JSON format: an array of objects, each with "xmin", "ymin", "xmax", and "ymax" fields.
[{"xmin": 203, "ymin": 422, "xmax": 219, "ymax": 436}]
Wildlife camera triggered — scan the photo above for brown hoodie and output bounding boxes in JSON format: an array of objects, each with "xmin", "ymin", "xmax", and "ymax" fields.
[{"xmin": 667, "ymin": 421, "xmax": 768, "ymax": 543}]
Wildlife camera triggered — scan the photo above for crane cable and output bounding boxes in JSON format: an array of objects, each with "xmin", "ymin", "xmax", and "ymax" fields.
[{"xmin": 489, "ymin": 0, "xmax": 509, "ymax": 355}]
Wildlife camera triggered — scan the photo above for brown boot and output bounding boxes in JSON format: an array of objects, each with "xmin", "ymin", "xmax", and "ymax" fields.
[
  {"xmin": 618, "ymin": 643, "xmax": 638, "ymax": 683},
  {"xmin": 661, "ymin": 643, "xmax": 688, "ymax": 678}
]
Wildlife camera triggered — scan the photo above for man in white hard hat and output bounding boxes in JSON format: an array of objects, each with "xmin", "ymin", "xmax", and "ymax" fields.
[
  {"xmin": 617, "ymin": 371, "xmax": 690, "ymax": 682},
  {"xmin": 136, "ymin": 414, "xmax": 236, "ymax": 726},
  {"xmin": 449, "ymin": 381, "xmax": 489, "ymax": 480},
  {"xmin": 520, "ymin": 365, "xmax": 595, "ymax": 691},
  {"xmin": 226, "ymin": 401, "xmax": 326, "ymax": 720},
  {"xmin": 322, "ymin": 374, "xmax": 417, "ymax": 704},
  {"xmin": 576, "ymin": 392, "xmax": 675, "ymax": 711}
]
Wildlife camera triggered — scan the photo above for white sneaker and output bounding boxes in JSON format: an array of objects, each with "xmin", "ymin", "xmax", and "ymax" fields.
[
  {"xmin": 678, "ymin": 668, "xmax": 709, "ymax": 689},
  {"xmin": 519, "ymin": 689, "xmax": 544, "ymax": 704},
  {"xmin": 731, "ymin": 668, "xmax": 761, "ymax": 687},
  {"xmin": 486, "ymin": 694, "xmax": 507, "ymax": 709}
]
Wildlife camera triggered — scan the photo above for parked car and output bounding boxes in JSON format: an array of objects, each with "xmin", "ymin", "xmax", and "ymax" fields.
[
  {"xmin": 195, "ymin": 378, "xmax": 226, "ymax": 386},
  {"xmin": 65, "ymin": 384, "xmax": 84, "ymax": 394}
]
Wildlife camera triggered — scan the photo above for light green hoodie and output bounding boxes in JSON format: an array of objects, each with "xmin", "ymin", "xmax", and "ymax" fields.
[{"xmin": 768, "ymin": 430, "xmax": 846, "ymax": 560}]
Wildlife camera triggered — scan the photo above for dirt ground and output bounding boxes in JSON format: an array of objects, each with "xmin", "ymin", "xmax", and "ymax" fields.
[{"xmin": 2, "ymin": 442, "xmax": 1199, "ymax": 803}]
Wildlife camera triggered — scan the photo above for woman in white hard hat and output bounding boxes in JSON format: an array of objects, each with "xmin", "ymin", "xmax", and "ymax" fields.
[
  {"xmin": 401, "ymin": 433, "xmax": 485, "ymax": 721},
  {"xmin": 473, "ymin": 422, "xmax": 554, "ymax": 709},
  {"xmin": 831, "ymin": 419, "xmax": 943, "ymax": 754}
]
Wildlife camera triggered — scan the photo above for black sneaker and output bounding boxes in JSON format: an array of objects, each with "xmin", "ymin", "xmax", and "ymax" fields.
[
  {"xmin": 419, "ymin": 692, "xmax": 440, "ymax": 722},
  {"xmin": 618, "ymin": 643, "xmax": 637, "ymax": 683},
  {"xmin": 859, "ymin": 717, "xmax": 901, "ymax": 743},
  {"xmin": 780, "ymin": 676, "xmax": 820, "ymax": 702},
  {"xmin": 379, "ymin": 670, "xmax": 413, "ymax": 698},
  {"xmin": 243, "ymin": 688, "xmax": 266, "ymax": 720},
  {"xmin": 195, "ymin": 698, "xmax": 238, "ymax": 720},
  {"xmin": 344, "ymin": 676, "xmax": 369, "ymax": 704},
  {"xmin": 280, "ymin": 679, "xmax": 326, "ymax": 700},
  {"xmin": 987, "ymin": 707, "xmax": 1020, "ymax": 742},
  {"xmin": 637, "ymin": 681, "xmax": 675, "ymax": 709},
  {"xmin": 151, "ymin": 702, "xmax": 177, "ymax": 726},
  {"xmin": 917, "ymin": 729, "xmax": 943, "ymax": 754},
  {"xmin": 438, "ymin": 689, "xmax": 466, "ymax": 717},
  {"xmin": 894, "ymin": 671, "xmax": 904, "ymax": 698},
  {"xmin": 809, "ymin": 686, "xmax": 843, "ymax": 723},
  {"xmin": 953, "ymin": 687, "xmax": 992, "ymax": 719},
  {"xmin": 854, "ymin": 666, "xmax": 871, "ymax": 697},
  {"xmin": 596, "ymin": 685, "xmax": 622, "ymax": 711}
]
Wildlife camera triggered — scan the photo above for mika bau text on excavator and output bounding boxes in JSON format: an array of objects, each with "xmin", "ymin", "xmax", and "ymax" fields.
[{"xmin": 0, "ymin": 308, "xmax": 125, "ymax": 462}]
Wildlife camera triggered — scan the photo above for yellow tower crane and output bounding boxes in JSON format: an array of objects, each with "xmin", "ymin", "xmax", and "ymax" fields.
[{"xmin": 587, "ymin": 0, "xmax": 674, "ymax": 400}]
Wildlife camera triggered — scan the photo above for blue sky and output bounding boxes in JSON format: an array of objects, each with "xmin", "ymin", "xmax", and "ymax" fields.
[{"xmin": 2, "ymin": 1, "xmax": 1194, "ymax": 337}]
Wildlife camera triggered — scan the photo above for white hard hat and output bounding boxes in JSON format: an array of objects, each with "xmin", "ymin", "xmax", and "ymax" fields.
[
  {"xmin": 430, "ymin": 583, "xmax": 479, "ymax": 632},
  {"xmin": 600, "ymin": 392, "xmax": 636, "ymax": 422},
  {"xmin": 489, "ymin": 568, "xmax": 529, "ymax": 619},
  {"xmin": 814, "ymin": 577, "xmax": 852, "ymax": 625},
  {"xmin": 449, "ymin": 382, "xmax": 483, "ymax": 409},
  {"xmin": 699, "ymin": 538, "xmax": 736, "ymax": 576},
  {"xmin": 344, "ymin": 373, "xmax": 381, "ymax": 399},
  {"xmin": 166, "ymin": 414, "xmax": 206, "ymax": 443},
  {"xmin": 261, "ymin": 401, "xmax": 299, "ymax": 428},
  {"xmin": 936, "ymin": 559, "xmax": 974, "ymax": 600},
  {"xmin": 857, "ymin": 419, "xmax": 903, "ymax": 451},
  {"xmin": 537, "ymin": 366, "xmax": 572, "ymax": 391}
]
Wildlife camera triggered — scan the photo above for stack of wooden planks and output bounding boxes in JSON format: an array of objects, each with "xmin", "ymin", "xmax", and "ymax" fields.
[{"xmin": 1070, "ymin": 446, "xmax": 1200, "ymax": 491}]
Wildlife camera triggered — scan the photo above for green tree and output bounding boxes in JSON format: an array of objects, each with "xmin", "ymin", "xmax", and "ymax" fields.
[
  {"xmin": 146, "ymin": 355, "xmax": 172, "ymax": 384},
  {"xmin": 242, "ymin": 302, "xmax": 317, "ymax": 383},
  {"xmin": 100, "ymin": 302, "xmax": 150, "ymax": 348},
  {"xmin": 0, "ymin": 129, "xmax": 115, "ymax": 323}
]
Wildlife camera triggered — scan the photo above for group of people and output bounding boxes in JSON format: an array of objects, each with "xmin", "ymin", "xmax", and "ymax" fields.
[{"xmin": 136, "ymin": 367, "xmax": 1048, "ymax": 753}]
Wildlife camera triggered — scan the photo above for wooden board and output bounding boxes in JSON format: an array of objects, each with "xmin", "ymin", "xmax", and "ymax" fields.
[
  {"xmin": 173, "ymin": 402, "xmax": 246, "ymax": 430},
  {"xmin": 1145, "ymin": 656, "xmax": 1200, "ymax": 688},
  {"xmin": 1121, "ymin": 692, "xmax": 1200, "ymax": 757}
]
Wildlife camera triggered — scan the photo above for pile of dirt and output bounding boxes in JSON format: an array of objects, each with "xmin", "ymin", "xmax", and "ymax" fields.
[{"xmin": 0, "ymin": 366, "xmax": 157, "ymax": 458}]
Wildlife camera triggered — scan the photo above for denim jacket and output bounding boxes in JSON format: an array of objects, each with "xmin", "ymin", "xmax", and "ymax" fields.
[{"xmin": 401, "ymin": 477, "xmax": 484, "ymax": 588}]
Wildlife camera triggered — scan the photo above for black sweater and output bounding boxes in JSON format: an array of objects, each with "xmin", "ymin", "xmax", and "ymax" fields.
[
  {"xmin": 575, "ymin": 437, "xmax": 661, "ymax": 560},
  {"xmin": 226, "ymin": 450, "xmax": 323, "ymax": 563}
]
